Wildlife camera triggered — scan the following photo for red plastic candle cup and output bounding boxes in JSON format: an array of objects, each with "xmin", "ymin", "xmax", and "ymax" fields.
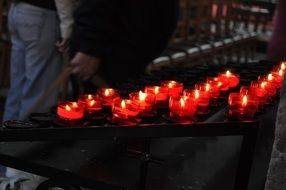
[
  {"xmin": 78, "ymin": 94, "xmax": 102, "ymax": 116},
  {"xmin": 129, "ymin": 91, "xmax": 154, "ymax": 114},
  {"xmin": 169, "ymin": 96, "xmax": 197, "ymax": 122},
  {"xmin": 145, "ymin": 86, "xmax": 169, "ymax": 109},
  {"xmin": 250, "ymin": 81, "xmax": 268, "ymax": 102},
  {"xmin": 228, "ymin": 93, "xmax": 258, "ymax": 120},
  {"xmin": 258, "ymin": 75, "xmax": 279, "ymax": 97},
  {"xmin": 183, "ymin": 89, "xmax": 210, "ymax": 115},
  {"xmin": 57, "ymin": 102, "xmax": 84, "ymax": 121},
  {"xmin": 207, "ymin": 77, "xmax": 229, "ymax": 92},
  {"xmin": 195, "ymin": 82, "xmax": 220, "ymax": 99},
  {"xmin": 97, "ymin": 88, "xmax": 120, "ymax": 107},
  {"xmin": 161, "ymin": 80, "xmax": 183, "ymax": 97},
  {"xmin": 112, "ymin": 99, "xmax": 140, "ymax": 120},
  {"xmin": 218, "ymin": 70, "xmax": 240, "ymax": 88}
]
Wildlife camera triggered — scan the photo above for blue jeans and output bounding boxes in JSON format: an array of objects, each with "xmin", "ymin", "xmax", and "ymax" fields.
[{"xmin": 3, "ymin": 2, "xmax": 63, "ymax": 121}]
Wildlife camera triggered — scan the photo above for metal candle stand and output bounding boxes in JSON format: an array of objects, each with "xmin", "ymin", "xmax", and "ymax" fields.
[{"xmin": 0, "ymin": 60, "xmax": 280, "ymax": 190}]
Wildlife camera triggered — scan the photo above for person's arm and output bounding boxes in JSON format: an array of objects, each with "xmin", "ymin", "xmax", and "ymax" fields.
[
  {"xmin": 70, "ymin": 0, "xmax": 115, "ymax": 80},
  {"xmin": 54, "ymin": 0, "xmax": 77, "ymax": 52}
]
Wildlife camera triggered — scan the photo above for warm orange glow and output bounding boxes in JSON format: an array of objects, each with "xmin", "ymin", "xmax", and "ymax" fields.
[
  {"xmin": 65, "ymin": 105, "xmax": 71, "ymax": 111},
  {"xmin": 104, "ymin": 89, "xmax": 114, "ymax": 96},
  {"xmin": 139, "ymin": 91, "xmax": 147, "ymax": 101},
  {"xmin": 180, "ymin": 97, "xmax": 185, "ymax": 107},
  {"xmin": 267, "ymin": 74, "xmax": 273, "ymax": 81},
  {"xmin": 89, "ymin": 100, "xmax": 95, "ymax": 106},
  {"xmin": 218, "ymin": 82, "xmax": 222, "ymax": 87},
  {"xmin": 281, "ymin": 62, "xmax": 285, "ymax": 70},
  {"xmin": 168, "ymin": 81, "xmax": 176, "ymax": 88},
  {"xmin": 261, "ymin": 82, "xmax": 266, "ymax": 89},
  {"xmin": 279, "ymin": 69, "xmax": 283, "ymax": 76},
  {"xmin": 154, "ymin": 86, "xmax": 159, "ymax": 95},
  {"xmin": 206, "ymin": 83, "xmax": 210, "ymax": 91},
  {"xmin": 214, "ymin": 77, "xmax": 218, "ymax": 81},
  {"xmin": 242, "ymin": 95, "xmax": 248, "ymax": 107},
  {"xmin": 72, "ymin": 102, "xmax": 78, "ymax": 107},
  {"xmin": 195, "ymin": 90, "xmax": 200, "ymax": 99},
  {"xmin": 88, "ymin": 95, "xmax": 92, "ymax": 99},
  {"xmin": 121, "ymin": 100, "xmax": 126, "ymax": 109},
  {"xmin": 226, "ymin": 70, "xmax": 231, "ymax": 77}
]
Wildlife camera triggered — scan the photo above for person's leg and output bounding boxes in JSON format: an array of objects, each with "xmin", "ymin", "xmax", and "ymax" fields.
[
  {"xmin": 3, "ymin": 3, "xmax": 26, "ymax": 121},
  {"xmin": 16, "ymin": 3, "xmax": 63, "ymax": 119}
]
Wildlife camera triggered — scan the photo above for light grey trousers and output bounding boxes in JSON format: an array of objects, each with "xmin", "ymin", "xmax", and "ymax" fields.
[{"xmin": 3, "ymin": 2, "xmax": 63, "ymax": 121}]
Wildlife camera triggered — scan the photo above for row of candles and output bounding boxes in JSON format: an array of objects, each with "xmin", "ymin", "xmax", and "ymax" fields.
[
  {"xmin": 57, "ymin": 70, "xmax": 240, "ymax": 123},
  {"xmin": 227, "ymin": 62, "xmax": 285, "ymax": 120}
]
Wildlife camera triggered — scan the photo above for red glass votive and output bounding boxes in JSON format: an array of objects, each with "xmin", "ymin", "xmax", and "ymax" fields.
[
  {"xmin": 112, "ymin": 99, "xmax": 140, "ymax": 120},
  {"xmin": 97, "ymin": 88, "xmax": 120, "ymax": 107},
  {"xmin": 183, "ymin": 89, "xmax": 210, "ymax": 114},
  {"xmin": 145, "ymin": 86, "xmax": 169, "ymax": 109},
  {"xmin": 228, "ymin": 93, "xmax": 258, "ymax": 120},
  {"xmin": 129, "ymin": 91, "xmax": 154, "ymax": 114},
  {"xmin": 57, "ymin": 102, "xmax": 84, "ymax": 121},
  {"xmin": 78, "ymin": 94, "xmax": 102, "ymax": 116},
  {"xmin": 195, "ymin": 82, "xmax": 220, "ymax": 99},
  {"xmin": 207, "ymin": 77, "xmax": 229, "ymax": 92},
  {"xmin": 161, "ymin": 80, "xmax": 183, "ymax": 97},
  {"xmin": 258, "ymin": 76, "xmax": 278, "ymax": 97},
  {"xmin": 169, "ymin": 96, "xmax": 197, "ymax": 122},
  {"xmin": 218, "ymin": 70, "xmax": 240, "ymax": 88}
]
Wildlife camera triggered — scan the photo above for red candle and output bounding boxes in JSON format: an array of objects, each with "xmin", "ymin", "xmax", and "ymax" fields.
[
  {"xmin": 183, "ymin": 89, "xmax": 210, "ymax": 114},
  {"xmin": 129, "ymin": 91, "xmax": 154, "ymax": 113},
  {"xmin": 218, "ymin": 70, "xmax": 240, "ymax": 88},
  {"xmin": 195, "ymin": 82, "xmax": 220, "ymax": 99},
  {"xmin": 112, "ymin": 99, "xmax": 140, "ymax": 120},
  {"xmin": 145, "ymin": 86, "xmax": 169, "ymax": 108},
  {"xmin": 97, "ymin": 88, "xmax": 120, "ymax": 107},
  {"xmin": 78, "ymin": 94, "xmax": 102, "ymax": 115},
  {"xmin": 169, "ymin": 96, "xmax": 197, "ymax": 121},
  {"xmin": 228, "ymin": 93, "xmax": 258, "ymax": 120},
  {"xmin": 161, "ymin": 80, "xmax": 183, "ymax": 97},
  {"xmin": 207, "ymin": 77, "xmax": 229, "ymax": 92},
  {"xmin": 57, "ymin": 102, "xmax": 84, "ymax": 120}
]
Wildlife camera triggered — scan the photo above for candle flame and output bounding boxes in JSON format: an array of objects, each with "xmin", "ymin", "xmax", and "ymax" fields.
[
  {"xmin": 154, "ymin": 86, "xmax": 159, "ymax": 95},
  {"xmin": 121, "ymin": 100, "xmax": 126, "ymax": 109},
  {"xmin": 195, "ymin": 90, "xmax": 200, "ymax": 99},
  {"xmin": 89, "ymin": 100, "xmax": 95, "ymax": 106},
  {"xmin": 88, "ymin": 94, "xmax": 92, "ymax": 99},
  {"xmin": 206, "ymin": 83, "xmax": 210, "ymax": 91},
  {"xmin": 218, "ymin": 82, "xmax": 222, "ymax": 87},
  {"xmin": 104, "ymin": 89, "xmax": 110, "ymax": 96},
  {"xmin": 261, "ymin": 82, "xmax": 266, "ymax": 89},
  {"xmin": 214, "ymin": 77, "xmax": 218, "ymax": 81},
  {"xmin": 168, "ymin": 81, "xmax": 176, "ymax": 88},
  {"xmin": 242, "ymin": 95, "xmax": 248, "ymax": 107},
  {"xmin": 72, "ymin": 102, "xmax": 78, "ymax": 107},
  {"xmin": 279, "ymin": 69, "xmax": 283, "ymax": 76},
  {"xmin": 267, "ymin": 74, "xmax": 273, "ymax": 81},
  {"xmin": 65, "ymin": 105, "xmax": 71, "ymax": 111},
  {"xmin": 139, "ymin": 91, "xmax": 147, "ymax": 101},
  {"xmin": 180, "ymin": 98, "xmax": 185, "ymax": 107},
  {"xmin": 226, "ymin": 70, "xmax": 231, "ymax": 77},
  {"xmin": 281, "ymin": 62, "xmax": 285, "ymax": 70}
]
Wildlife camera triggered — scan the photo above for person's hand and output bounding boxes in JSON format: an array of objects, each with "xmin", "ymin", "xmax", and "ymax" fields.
[
  {"xmin": 70, "ymin": 52, "xmax": 100, "ymax": 81},
  {"xmin": 55, "ymin": 38, "xmax": 70, "ymax": 53}
]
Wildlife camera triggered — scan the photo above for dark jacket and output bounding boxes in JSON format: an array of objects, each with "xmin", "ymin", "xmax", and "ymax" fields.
[{"xmin": 70, "ymin": 0, "xmax": 178, "ymax": 83}]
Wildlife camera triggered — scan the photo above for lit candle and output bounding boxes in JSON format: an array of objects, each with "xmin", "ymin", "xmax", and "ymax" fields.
[
  {"xmin": 97, "ymin": 88, "xmax": 120, "ymax": 107},
  {"xmin": 161, "ymin": 80, "xmax": 183, "ymax": 97},
  {"xmin": 112, "ymin": 99, "xmax": 140, "ymax": 120},
  {"xmin": 129, "ymin": 91, "xmax": 154, "ymax": 114},
  {"xmin": 195, "ymin": 82, "xmax": 220, "ymax": 99},
  {"xmin": 207, "ymin": 77, "xmax": 229, "ymax": 92},
  {"xmin": 145, "ymin": 86, "xmax": 169, "ymax": 108},
  {"xmin": 57, "ymin": 102, "xmax": 84, "ymax": 121},
  {"xmin": 228, "ymin": 93, "xmax": 258, "ymax": 120},
  {"xmin": 78, "ymin": 94, "xmax": 102, "ymax": 116},
  {"xmin": 183, "ymin": 89, "xmax": 210, "ymax": 115},
  {"xmin": 169, "ymin": 96, "xmax": 197, "ymax": 122},
  {"xmin": 218, "ymin": 70, "xmax": 240, "ymax": 88}
]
